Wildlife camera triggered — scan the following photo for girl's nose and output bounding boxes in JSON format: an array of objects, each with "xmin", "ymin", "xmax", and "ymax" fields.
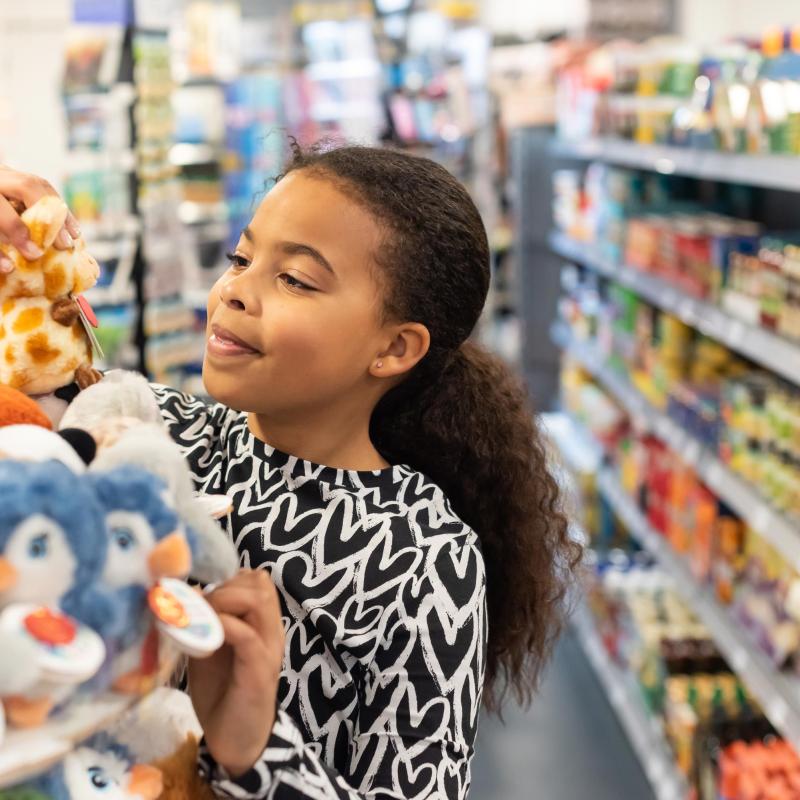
[{"xmin": 219, "ymin": 271, "xmax": 259, "ymax": 314}]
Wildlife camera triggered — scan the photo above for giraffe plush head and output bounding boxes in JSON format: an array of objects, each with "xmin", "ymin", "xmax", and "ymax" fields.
[{"xmin": 0, "ymin": 196, "xmax": 101, "ymax": 395}]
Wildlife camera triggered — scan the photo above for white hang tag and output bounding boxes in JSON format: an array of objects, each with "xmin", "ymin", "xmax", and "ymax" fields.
[{"xmin": 148, "ymin": 578, "xmax": 224, "ymax": 659}]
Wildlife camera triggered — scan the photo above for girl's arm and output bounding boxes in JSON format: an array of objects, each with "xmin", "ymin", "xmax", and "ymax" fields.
[{"xmin": 196, "ymin": 543, "xmax": 487, "ymax": 800}]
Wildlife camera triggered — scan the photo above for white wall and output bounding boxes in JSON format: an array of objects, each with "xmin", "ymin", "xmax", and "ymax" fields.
[
  {"xmin": 678, "ymin": 0, "xmax": 800, "ymax": 45},
  {"xmin": 0, "ymin": 0, "xmax": 70, "ymax": 191}
]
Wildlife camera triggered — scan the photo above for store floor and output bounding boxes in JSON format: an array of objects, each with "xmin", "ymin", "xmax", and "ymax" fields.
[{"xmin": 469, "ymin": 630, "xmax": 655, "ymax": 800}]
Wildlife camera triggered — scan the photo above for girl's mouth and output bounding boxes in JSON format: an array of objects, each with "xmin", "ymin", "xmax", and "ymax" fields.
[{"xmin": 207, "ymin": 324, "xmax": 261, "ymax": 357}]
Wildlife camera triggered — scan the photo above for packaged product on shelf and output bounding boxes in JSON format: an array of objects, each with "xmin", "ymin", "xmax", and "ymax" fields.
[
  {"xmin": 581, "ymin": 554, "xmax": 779, "ymax": 789},
  {"xmin": 556, "ymin": 27, "xmax": 800, "ymax": 156}
]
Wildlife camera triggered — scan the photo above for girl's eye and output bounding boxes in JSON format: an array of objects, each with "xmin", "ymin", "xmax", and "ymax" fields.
[
  {"xmin": 28, "ymin": 533, "xmax": 48, "ymax": 559},
  {"xmin": 112, "ymin": 528, "xmax": 135, "ymax": 550},
  {"xmin": 279, "ymin": 273, "xmax": 315, "ymax": 291},
  {"xmin": 225, "ymin": 251, "xmax": 250, "ymax": 269}
]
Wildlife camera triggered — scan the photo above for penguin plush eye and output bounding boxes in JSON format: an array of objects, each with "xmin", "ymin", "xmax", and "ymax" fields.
[
  {"xmin": 88, "ymin": 765, "xmax": 112, "ymax": 789},
  {"xmin": 112, "ymin": 528, "xmax": 136, "ymax": 551},
  {"xmin": 27, "ymin": 533, "xmax": 49, "ymax": 559}
]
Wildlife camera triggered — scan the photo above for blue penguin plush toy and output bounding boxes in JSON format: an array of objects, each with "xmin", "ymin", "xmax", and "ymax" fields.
[
  {"xmin": 86, "ymin": 465, "xmax": 194, "ymax": 693},
  {"xmin": 19, "ymin": 731, "xmax": 163, "ymax": 800},
  {"xmin": 0, "ymin": 459, "xmax": 119, "ymax": 726},
  {"xmin": 0, "ymin": 459, "xmax": 117, "ymax": 633}
]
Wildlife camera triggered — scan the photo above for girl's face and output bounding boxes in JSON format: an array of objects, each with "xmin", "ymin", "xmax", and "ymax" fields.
[{"xmin": 203, "ymin": 171, "xmax": 392, "ymax": 416}]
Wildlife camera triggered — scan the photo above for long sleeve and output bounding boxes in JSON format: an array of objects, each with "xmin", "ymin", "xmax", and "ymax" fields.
[{"xmin": 198, "ymin": 541, "xmax": 487, "ymax": 800}]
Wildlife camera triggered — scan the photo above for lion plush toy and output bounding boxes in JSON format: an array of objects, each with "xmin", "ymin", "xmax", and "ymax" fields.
[{"xmin": 0, "ymin": 196, "xmax": 101, "ymax": 396}]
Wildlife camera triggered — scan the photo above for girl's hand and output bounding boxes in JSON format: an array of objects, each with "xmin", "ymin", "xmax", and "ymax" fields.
[
  {"xmin": 0, "ymin": 165, "xmax": 81, "ymax": 272},
  {"xmin": 188, "ymin": 569, "xmax": 285, "ymax": 778}
]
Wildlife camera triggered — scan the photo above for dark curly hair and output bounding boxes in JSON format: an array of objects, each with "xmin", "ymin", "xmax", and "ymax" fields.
[{"xmin": 281, "ymin": 143, "xmax": 582, "ymax": 711}]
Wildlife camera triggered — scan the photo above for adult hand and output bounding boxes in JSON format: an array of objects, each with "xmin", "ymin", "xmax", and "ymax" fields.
[
  {"xmin": 188, "ymin": 569, "xmax": 285, "ymax": 777},
  {"xmin": 0, "ymin": 165, "xmax": 81, "ymax": 273}
]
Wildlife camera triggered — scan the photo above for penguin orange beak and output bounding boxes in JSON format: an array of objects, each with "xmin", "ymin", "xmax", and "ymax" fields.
[
  {"xmin": 147, "ymin": 532, "xmax": 191, "ymax": 580},
  {"xmin": 0, "ymin": 557, "xmax": 17, "ymax": 592},
  {"xmin": 127, "ymin": 763, "xmax": 163, "ymax": 799}
]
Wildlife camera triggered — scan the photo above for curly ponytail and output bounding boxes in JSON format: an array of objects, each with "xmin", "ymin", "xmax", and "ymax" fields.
[{"xmin": 281, "ymin": 143, "xmax": 582, "ymax": 711}]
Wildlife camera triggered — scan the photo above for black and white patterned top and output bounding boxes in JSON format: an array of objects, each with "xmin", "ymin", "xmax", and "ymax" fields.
[{"xmin": 152, "ymin": 386, "xmax": 487, "ymax": 800}]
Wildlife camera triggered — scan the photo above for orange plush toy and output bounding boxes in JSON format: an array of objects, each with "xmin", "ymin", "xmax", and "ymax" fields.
[{"xmin": 0, "ymin": 385, "xmax": 53, "ymax": 429}]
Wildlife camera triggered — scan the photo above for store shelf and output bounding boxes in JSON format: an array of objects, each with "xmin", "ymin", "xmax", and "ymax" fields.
[
  {"xmin": 84, "ymin": 285, "xmax": 136, "ymax": 307},
  {"xmin": 552, "ymin": 323, "xmax": 800, "ymax": 575},
  {"xmin": 551, "ymin": 137, "xmax": 800, "ymax": 192},
  {"xmin": 550, "ymin": 231, "xmax": 800, "ymax": 389},
  {"xmin": 596, "ymin": 467, "xmax": 800, "ymax": 755},
  {"xmin": 169, "ymin": 143, "xmax": 224, "ymax": 166},
  {"xmin": 571, "ymin": 603, "xmax": 689, "ymax": 800}
]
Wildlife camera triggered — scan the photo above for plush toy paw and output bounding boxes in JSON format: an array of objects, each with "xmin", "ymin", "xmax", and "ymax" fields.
[
  {"xmin": 151, "ymin": 735, "xmax": 217, "ymax": 800},
  {"xmin": 74, "ymin": 365, "xmax": 102, "ymax": 390},
  {"xmin": 3, "ymin": 696, "xmax": 54, "ymax": 728}
]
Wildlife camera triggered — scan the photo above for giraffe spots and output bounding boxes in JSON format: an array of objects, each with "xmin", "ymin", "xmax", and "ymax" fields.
[
  {"xmin": 0, "ymin": 324, "xmax": 4, "ymax": 340},
  {"xmin": 12, "ymin": 306, "xmax": 44, "ymax": 334},
  {"xmin": 9, "ymin": 371, "xmax": 24, "ymax": 389},
  {"xmin": 25, "ymin": 332, "xmax": 59, "ymax": 365},
  {"xmin": 44, "ymin": 260, "xmax": 66, "ymax": 299},
  {"xmin": 2, "ymin": 299, "xmax": 14, "ymax": 315},
  {"xmin": 72, "ymin": 320, "xmax": 84, "ymax": 340},
  {"xmin": 5, "ymin": 345, "xmax": 15, "ymax": 364}
]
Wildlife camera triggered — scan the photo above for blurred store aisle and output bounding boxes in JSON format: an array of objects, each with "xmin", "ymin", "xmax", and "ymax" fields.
[{"xmin": 470, "ymin": 631, "xmax": 655, "ymax": 800}]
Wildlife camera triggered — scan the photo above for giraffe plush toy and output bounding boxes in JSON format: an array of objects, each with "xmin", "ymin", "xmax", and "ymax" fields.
[{"xmin": 0, "ymin": 196, "xmax": 101, "ymax": 395}]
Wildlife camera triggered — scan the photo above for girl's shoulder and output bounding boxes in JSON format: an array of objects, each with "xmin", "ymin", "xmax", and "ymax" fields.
[
  {"xmin": 149, "ymin": 383, "xmax": 246, "ymax": 450},
  {"xmin": 376, "ymin": 465, "xmax": 481, "ymax": 553}
]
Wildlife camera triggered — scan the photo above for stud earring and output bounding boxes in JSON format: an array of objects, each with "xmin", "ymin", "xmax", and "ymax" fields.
[{"xmin": 376, "ymin": 361, "xmax": 384, "ymax": 369}]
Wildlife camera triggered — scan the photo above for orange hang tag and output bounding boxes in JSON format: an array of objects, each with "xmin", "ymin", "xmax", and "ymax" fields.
[
  {"xmin": 148, "ymin": 585, "xmax": 189, "ymax": 629},
  {"xmin": 24, "ymin": 607, "xmax": 76, "ymax": 646}
]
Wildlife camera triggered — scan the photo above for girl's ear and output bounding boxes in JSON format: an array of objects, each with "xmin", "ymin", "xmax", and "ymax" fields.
[{"xmin": 370, "ymin": 323, "xmax": 430, "ymax": 380}]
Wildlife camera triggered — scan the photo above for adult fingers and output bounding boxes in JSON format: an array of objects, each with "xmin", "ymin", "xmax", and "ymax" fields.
[
  {"xmin": 64, "ymin": 211, "xmax": 81, "ymax": 240},
  {"xmin": 0, "ymin": 168, "xmax": 57, "ymax": 208},
  {"xmin": 0, "ymin": 168, "xmax": 77, "ymax": 251},
  {"xmin": 0, "ymin": 195, "xmax": 42, "ymax": 260}
]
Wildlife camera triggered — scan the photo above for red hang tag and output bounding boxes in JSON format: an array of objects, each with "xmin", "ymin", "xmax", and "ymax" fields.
[
  {"xmin": 76, "ymin": 295, "xmax": 98, "ymax": 327},
  {"xmin": 73, "ymin": 294, "xmax": 105, "ymax": 360},
  {"xmin": 24, "ymin": 608, "xmax": 77, "ymax": 646}
]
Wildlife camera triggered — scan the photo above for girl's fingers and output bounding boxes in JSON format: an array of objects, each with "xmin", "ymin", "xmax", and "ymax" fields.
[
  {"xmin": 0, "ymin": 253, "xmax": 14, "ymax": 273},
  {"xmin": 206, "ymin": 583, "xmax": 280, "ymax": 642},
  {"xmin": 0, "ymin": 195, "xmax": 41, "ymax": 260},
  {"xmin": 215, "ymin": 613, "xmax": 268, "ymax": 671}
]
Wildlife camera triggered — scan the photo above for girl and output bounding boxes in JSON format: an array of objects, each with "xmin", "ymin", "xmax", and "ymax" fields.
[{"xmin": 0, "ymin": 148, "xmax": 581, "ymax": 799}]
